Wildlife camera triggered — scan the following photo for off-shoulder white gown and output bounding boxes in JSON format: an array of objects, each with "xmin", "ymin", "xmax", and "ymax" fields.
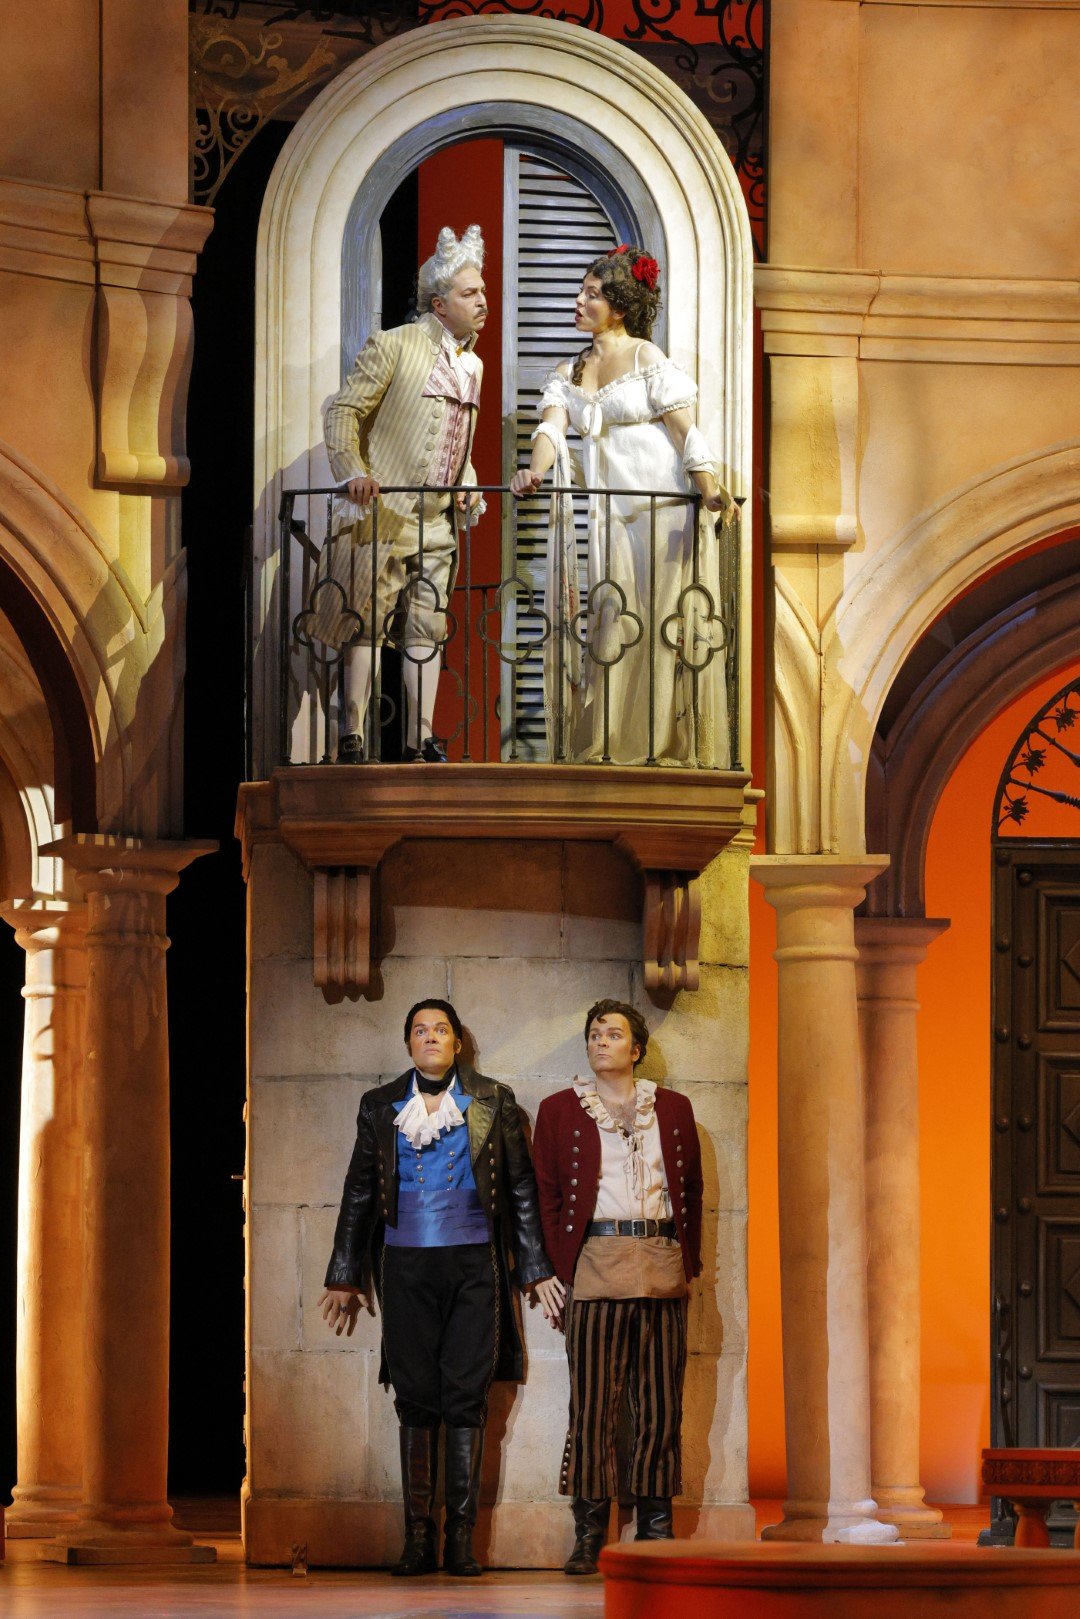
[{"xmin": 539, "ymin": 356, "xmax": 730, "ymax": 769}]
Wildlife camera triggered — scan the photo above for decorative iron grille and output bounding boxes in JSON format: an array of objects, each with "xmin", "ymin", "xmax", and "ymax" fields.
[
  {"xmin": 256, "ymin": 482, "xmax": 741, "ymax": 773},
  {"xmin": 994, "ymin": 675, "xmax": 1080, "ymax": 837}
]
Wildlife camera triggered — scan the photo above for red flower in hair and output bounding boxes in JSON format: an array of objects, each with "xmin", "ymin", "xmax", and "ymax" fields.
[
  {"xmin": 632, "ymin": 255, "xmax": 659, "ymax": 290},
  {"xmin": 613, "ymin": 243, "xmax": 630, "ymax": 254}
]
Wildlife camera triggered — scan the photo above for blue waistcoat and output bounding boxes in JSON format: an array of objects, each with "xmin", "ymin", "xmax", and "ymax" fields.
[{"xmin": 386, "ymin": 1072, "xmax": 491, "ymax": 1247}]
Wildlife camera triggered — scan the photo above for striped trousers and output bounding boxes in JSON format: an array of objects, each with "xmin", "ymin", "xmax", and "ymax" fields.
[{"xmin": 560, "ymin": 1295, "xmax": 688, "ymax": 1500}]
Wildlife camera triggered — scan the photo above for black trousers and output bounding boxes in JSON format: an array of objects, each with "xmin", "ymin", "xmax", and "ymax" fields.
[{"xmin": 381, "ymin": 1243, "xmax": 498, "ymax": 1429}]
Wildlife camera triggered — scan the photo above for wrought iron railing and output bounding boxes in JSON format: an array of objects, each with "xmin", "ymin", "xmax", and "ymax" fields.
[{"xmin": 253, "ymin": 483, "xmax": 741, "ymax": 772}]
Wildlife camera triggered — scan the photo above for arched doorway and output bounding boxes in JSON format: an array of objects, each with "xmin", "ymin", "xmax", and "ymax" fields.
[{"xmin": 988, "ymin": 671, "xmax": 1080, "ymax": 1545}]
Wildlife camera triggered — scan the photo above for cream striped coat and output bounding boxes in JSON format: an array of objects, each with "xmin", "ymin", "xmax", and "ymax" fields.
[{"xmin": 324, "ymin": 312, "xmax": 482, "ymax": 546}]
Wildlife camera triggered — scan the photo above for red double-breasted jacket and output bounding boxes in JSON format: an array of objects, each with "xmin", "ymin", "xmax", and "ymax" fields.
[{"xmin": 531, "ymin": 1085, "xmax": 703, "ymax": 1286}]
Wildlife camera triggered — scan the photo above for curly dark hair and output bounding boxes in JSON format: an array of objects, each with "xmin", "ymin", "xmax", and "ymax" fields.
[
  {"xmin": 583, "ymin": 998, "xmax": 650, "ymax": 1067},
  {"xmin": 585, "ymin": 246, "xmax": 662, "ymax": 339}
]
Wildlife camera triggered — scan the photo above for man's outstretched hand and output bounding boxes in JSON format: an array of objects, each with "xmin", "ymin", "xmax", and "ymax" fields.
[
  {"xmin": 346, "ymin": 475, "xmax": 380, "ymax": 507},
  {"xmin": 530, "ymin": 1275, "xmax": 567, "ymax": 1330},
  {"xmin": 318, "ymin": 1286, "xmax": 369, "ymax": 1337}
]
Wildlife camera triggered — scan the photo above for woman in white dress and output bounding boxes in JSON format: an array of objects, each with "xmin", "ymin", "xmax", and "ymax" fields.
[{"xmin": 511, "ymin": 246, "xmax": 733, "ymax": 768}]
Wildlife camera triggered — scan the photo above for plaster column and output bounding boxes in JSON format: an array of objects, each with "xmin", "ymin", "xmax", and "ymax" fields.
[
  {"xmin": 856, "ymin": 916, "xmax": 951, "ymax": 1539},
  {"xmin": 39, "ymin": 835, "xmax": 216, "ymax": 1565},
  {"xmin": 753, "ymin": 856, "xmax": 898, "ymax": 1544},
  {"xmin": 1, "ymin": 901, "xmax": 87, "ymax": 1537}
]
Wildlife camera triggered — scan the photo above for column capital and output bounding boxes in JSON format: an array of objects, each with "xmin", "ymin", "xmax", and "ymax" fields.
[
  {"xmin": 41, "ymin": 835, "xmax": 217, "ymax": 898},
  {"xmin": 752, "ymin": 854, "xmax": 889, "ymax": 909},
  {"xmin": 855, "ymin": 915, "xmax": 950, "ymax": 960},
  {"xmin": 0, "ymin": 897, "xmax": 88, "ymax": 947}
]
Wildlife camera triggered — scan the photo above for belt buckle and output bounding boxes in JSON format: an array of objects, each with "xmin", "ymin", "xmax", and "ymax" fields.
[{"xmin": 629, "ymin": 1218, "xmax": 649, "ymax": 1238}]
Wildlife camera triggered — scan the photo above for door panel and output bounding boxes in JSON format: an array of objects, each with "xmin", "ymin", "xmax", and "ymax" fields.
[
  {"xmin": 992, "ymin": 845, "xmax": 1080, "ymax": 1540},
  {"xmin": 500, "ymin": 148, "xmax": 615, "ymax": 757}
]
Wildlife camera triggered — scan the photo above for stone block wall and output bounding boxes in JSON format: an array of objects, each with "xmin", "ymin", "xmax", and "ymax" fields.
[{"xmin": 243, "ymin": 836, "xmax": 753, "ymax": 1565}]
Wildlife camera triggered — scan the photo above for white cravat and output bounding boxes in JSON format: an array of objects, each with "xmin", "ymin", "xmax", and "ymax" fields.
[
  {"xmin": 395, "ymin": 1073, "xmax": 466, "ymax": 1150},
  {"xmin": 440, "ymin": 325, "xmax": 480, "ymax": 388}
]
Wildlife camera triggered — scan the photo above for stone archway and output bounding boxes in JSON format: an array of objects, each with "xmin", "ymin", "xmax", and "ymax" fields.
[
  {"xmin": 864, "ymin": 532, "xmax": 1080, "ymax": 917},
  {"xmin": 823, "ymin": 440, "xmax": 1080, "ymax": 853},
  {"xmin": 251, "ymin": 13, "xmax": 754, "ymax": 775},
  {"xmin": 0, "ymin": 439, "xmax": 164, "ymax": 838}
]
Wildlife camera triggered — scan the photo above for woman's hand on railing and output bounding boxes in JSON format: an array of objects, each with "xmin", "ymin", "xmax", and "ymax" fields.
[
  {"xmin": 703, "ymin": 486, "xmax": 735, "ymax": 517},
  {"xmin": 696, "ymin": 473, "xmax": 735, "ymax": 518},
  {"xmin": 346, "ymin": 474, "xmax": 381, "ymax": 506},
  {"xmin": 510, "ymin": 467, "xmax": 545, "ymax": 497}
]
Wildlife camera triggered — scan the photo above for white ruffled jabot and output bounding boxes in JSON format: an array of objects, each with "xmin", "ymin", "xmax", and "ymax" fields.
[
  {"xmin": 395, "ymin": 1077, "xmax": 466, "ymax": 1150},
  {"xmin": 572, "ymin": 1077, "xmax": 658, "ymax": 1204}
]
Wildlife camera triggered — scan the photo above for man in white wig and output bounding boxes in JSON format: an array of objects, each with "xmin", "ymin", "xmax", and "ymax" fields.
[{"xmin": 316, "ymin": 225, "xmax": 487, "ymax": 761}]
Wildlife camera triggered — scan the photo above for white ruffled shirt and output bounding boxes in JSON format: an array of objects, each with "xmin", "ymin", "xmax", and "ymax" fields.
[
  {"xmin": 572, "ymin": 1076, "xmax": 672, "ymax": 1222},
  {"xmin": 395, "ymin": 1071, "xmax": 467, "ymax": 1150}
]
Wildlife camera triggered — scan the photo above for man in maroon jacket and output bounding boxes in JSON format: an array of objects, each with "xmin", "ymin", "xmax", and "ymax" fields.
[{"xmin": 531, "ymin": 999, "xmax": 703, "ymax": 1574}]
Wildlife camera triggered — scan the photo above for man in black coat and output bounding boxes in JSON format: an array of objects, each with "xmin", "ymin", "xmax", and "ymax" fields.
[{"xmin": 319, "ymin": 999, "xmax": 560, "ymax": 1576}]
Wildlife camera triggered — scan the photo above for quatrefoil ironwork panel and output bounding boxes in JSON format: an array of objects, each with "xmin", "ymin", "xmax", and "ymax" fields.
[{"xmin": 572, "ymin": 579, "xmax": 644, "ymax": 668}]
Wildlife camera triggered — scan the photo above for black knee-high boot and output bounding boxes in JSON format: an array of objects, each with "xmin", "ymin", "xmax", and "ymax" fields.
[
  {"xmin": 443, "ymin": 1425, "xmax": 484, "ymax": 1576},
  {"xmin": 391, "ymin": 1426, "xmax": 439, "ymax": 1576}
]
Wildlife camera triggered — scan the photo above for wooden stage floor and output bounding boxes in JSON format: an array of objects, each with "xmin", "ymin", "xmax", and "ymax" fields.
[{"xmin": 0, "ymin": 1501, "xmax": 994, "ymax": 1617}]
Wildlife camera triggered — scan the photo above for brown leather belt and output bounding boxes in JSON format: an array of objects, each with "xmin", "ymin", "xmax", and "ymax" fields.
[{"xmin": 586, "ymin": 1218, "xmax": 677, "ymax": 1239}]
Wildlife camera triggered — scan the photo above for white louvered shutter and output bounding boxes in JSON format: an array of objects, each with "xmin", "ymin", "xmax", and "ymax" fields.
[{"xmin": 501, "ymin": 149, "xmax": 615, "ymax": 758}]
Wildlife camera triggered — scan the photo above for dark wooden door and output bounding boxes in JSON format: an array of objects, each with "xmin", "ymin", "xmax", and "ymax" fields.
[{"xmin": 991, "ymin": 843, "xmax": 1080, "ymax": 1540}]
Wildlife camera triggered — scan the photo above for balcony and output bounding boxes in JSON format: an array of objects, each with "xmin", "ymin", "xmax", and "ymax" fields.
[{"xmin": 238, "ymin": 483, "xmax": 756, "ymax": 999}]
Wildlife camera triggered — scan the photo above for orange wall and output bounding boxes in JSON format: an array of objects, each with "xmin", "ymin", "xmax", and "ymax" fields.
[{"xmin": 747, "ymin": 659, "xmax": 1080, "ymax": 1503}]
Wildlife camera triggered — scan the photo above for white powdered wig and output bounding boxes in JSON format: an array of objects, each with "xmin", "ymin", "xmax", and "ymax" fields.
[{"xmin": 416, "ymin": 224, "xmax": 485, "ymax": 314}]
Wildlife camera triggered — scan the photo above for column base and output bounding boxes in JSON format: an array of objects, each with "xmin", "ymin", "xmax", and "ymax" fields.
[
  {"xmin": 4, "ymin": 1492, "xmax": 81, "ymax": 1539},
  {"xmin": 762, "ymin": 1508, "xmax": 900, "ymax": 1545},
  {"xmin": 39, "ymin": 1520, "xmax": 216, "ymax": 1565},
  {"xmin": 876, "ymin": 1509, "xmax": 951, "ymax": 1540},
  {"xmin": 873, "ymin": 1488, "xmax": 951, "ymax": 1538},
  {"xmin": 41, "ymin": 1540, "xmax": 217, "ymax": 1565}
]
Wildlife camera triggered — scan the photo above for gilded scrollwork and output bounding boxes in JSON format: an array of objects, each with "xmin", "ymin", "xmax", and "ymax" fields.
[
  {"xmin": 189, "ymin": 3, "xmax": 419, "ymax": 203},
  {"xmin": 190, "ymin": 1, "xmax": 765, "ymax": 242}
]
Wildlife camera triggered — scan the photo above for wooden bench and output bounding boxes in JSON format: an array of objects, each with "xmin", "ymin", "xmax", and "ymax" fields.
[{"xmin": 982, "ymin": 1447, "xmax": 1080, "ymax": 1549}]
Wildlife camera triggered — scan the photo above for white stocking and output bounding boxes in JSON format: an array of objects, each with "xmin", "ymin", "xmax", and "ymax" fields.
[
  {"xmin": 343, "ymin": 643, "xmax": 374, "ymax": 737},
  {"xmin": 403, "ymin": 644, "xmax": 439, "ymax": 749}
]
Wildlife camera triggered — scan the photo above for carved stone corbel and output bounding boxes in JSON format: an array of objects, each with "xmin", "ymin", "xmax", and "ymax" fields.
[
  {"xmin": 235, "ymin": 768, "xmax": 759, "ymax": 1005},
  {"xmin": 313, "ymin": 867, "xmax": 377, "ymax": 1003},
  {"xmin": 642, "ymin": 871, "xmax": 702, "ymax": 994},
  {"xmin": 87, "ymin": 195, "xmax": 213, "ymax": 489}
]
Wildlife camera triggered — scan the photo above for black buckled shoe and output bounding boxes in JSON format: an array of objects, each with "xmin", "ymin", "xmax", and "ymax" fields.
[
  {"xmin": 390, "ymin": 1426, "xmax": 438, "ymax": 1576},
  {"xmin": 401, "ymin": 738, "xmax": 447, "ymax": 763},
  {"xmin": 634, "ymin": 1496, "xmax": 674, "ymax": 1541},
  {"xmin": 563, "ymin": 1496, "xmax": 610, "ymax": 1575},
  {"xmin": 443, "ymin": 1425, "xmax": 484, "ymax": 1576},
  {"xmin": 337, "ymin": 731, "xmax": 364, "ymax": 764}
]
